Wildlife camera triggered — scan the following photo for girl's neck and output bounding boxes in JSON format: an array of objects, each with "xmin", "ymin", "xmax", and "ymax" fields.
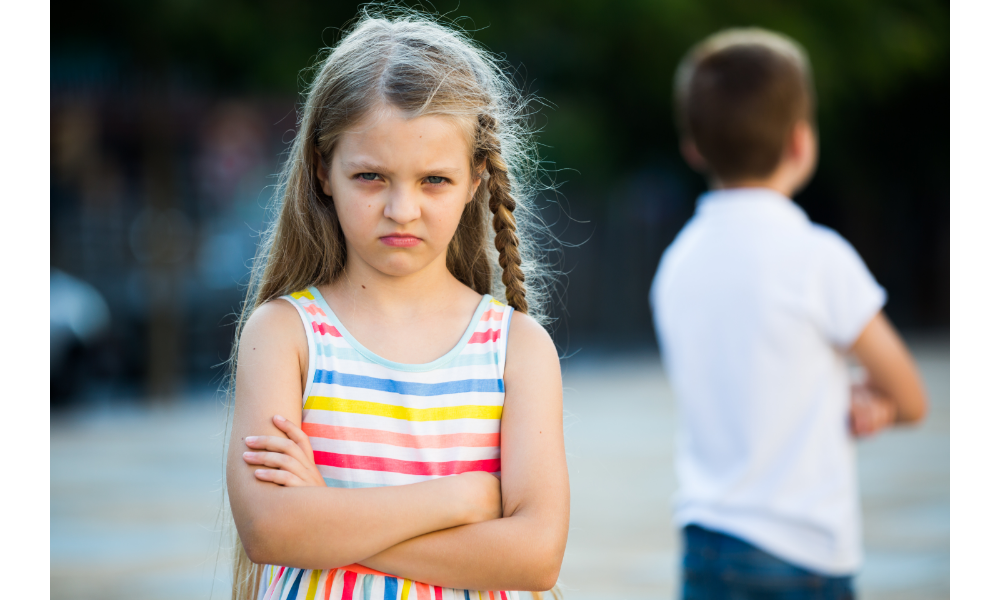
[{"xmin": 324, "ymin": 252, "xmax": 476, "ymax": 320}]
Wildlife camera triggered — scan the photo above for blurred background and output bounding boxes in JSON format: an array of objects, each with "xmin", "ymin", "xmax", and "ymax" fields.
[{"xmin": 50, "ymin": 0, "xmax": 949, "ymax": 598}]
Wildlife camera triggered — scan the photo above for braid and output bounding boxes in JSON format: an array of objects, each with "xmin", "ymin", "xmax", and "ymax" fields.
[{"xmin": 478, "ymin": 114, "xmax": 528, "ymax": 313}]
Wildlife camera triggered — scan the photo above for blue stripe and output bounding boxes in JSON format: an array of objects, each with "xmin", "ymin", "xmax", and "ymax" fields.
[
  {"xmin": 323, "ymin": 477, "xmax": 390, "ymax": 489},
  {"xmin": 313, "ymin": 369, "xmax": 504, "ymax": 395},
  {"xmin": 317, "ymin": 344, "xmax": 499, "ymax": 367},
  {"xmin": 384, "ymin": 577, "xmax": 398, "ymax": 600},
  {"xmin": 285, "ymin": 569, "xmax": 304, "ymax": 600},
  {"xmin": 464, "ymin": 591, "xmax": 471, "ymax": 600}
]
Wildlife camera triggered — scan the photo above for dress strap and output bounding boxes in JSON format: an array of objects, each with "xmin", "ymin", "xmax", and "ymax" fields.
[{"xmin": 279, "ymin": 289, "xmax": 322, "ymax": 405}]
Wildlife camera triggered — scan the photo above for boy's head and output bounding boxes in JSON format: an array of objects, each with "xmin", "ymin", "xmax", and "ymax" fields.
[{"xmin": 675, "ymin": 28, "xmax": 816, "ymax": 191}]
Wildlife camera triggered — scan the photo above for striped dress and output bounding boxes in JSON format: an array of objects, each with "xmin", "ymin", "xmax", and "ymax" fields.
[{"xmin": 258, "ymin": 285, "xmax": 518, "ymax": 600}]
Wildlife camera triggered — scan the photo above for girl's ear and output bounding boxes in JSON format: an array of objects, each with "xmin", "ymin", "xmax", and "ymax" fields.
[
  {"xmin": 468, "ymin": 161, "xmax": 487, "ymax": 204},
  {"xmin": 315, "ymin": 149, "xmax": 334, "ymax": 197}
]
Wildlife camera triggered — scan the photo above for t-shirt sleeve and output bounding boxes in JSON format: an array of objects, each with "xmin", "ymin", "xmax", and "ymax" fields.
[{"xmin": 814, "ymin": 229, "xmax": 887, "ymax": 349}]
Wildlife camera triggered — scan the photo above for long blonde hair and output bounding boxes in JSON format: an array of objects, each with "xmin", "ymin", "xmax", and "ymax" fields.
[{"xmin": 227, "ymin": 6, "xmax": 555, "ymax": 599}]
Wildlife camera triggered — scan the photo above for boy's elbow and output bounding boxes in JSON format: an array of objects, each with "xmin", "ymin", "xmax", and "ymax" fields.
[{"xmin": 900, "ymin": 393, "xmax": 929, "ymax": 424}]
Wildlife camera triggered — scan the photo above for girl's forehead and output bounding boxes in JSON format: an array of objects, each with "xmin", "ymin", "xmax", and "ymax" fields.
[{"xmin": 336, "ymin": 108, "xmax": 475, "ymax": 164}]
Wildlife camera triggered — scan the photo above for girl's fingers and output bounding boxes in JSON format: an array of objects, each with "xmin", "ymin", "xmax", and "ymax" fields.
[
  {"xmin": 244, "ymin": 435, "xmax": 309, "ymax": 466},
  {"xmin": 243, "ymin": 451, "xmax": 310, "ymax": 480},
  {"xmin": 272, "ymin": 415, "xmax": 317, "ymax": 464},
  {"xmin": 253, "ymin": 467, "xmax": 305, "ymax": 487}
]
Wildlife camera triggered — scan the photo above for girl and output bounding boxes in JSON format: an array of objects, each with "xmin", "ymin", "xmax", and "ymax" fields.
[{"xmin": 225, "ymin": 8, "xmax": 569, "ymax": 600}]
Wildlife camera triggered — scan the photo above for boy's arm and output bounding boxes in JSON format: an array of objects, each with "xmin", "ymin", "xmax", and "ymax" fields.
[
  {"xmin": 227, "ymin": 301, "xmax": 499, "ymax": 569},
  {"xmin": 849, "ymin": 311, "xmax": 928, "ymax": 432},
  {"xmin": 357, "ymin": 312, "xmax": 570, "ymax": 592}
]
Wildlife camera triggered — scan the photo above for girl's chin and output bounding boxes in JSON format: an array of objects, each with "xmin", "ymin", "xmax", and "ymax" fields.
[{"xmin": 364, "ymin": 255, "xmax": 436, "ymax": 278}]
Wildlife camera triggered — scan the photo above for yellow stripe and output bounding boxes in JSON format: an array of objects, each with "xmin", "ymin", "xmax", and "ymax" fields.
[
  {"xmin": 305, "ymin": 396, "xmax": 502, "ymax": 421},
  {"xmin": 402, "ymin": 578, "xmax": 412, "ymax": 599},
  {"xmin": 305, "ymin": 569, "xmax": 321, "ymax": 599},
  {"xmin": 291, "ymin": 289, "xmax": 315, "ymax": 300}
]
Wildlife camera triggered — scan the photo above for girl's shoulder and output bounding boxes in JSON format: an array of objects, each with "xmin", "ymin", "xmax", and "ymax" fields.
[
  {"xmin": 239, "ymin": 296, "xmax": 311, "ymax": 357},
  {"xmin": 504, "ymin": 310, "xmax": 559, "ymax": 381}
]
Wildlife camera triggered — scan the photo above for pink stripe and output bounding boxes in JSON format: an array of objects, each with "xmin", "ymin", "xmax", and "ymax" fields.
[
  {"xmin": 414, "ymin": 582, "xmax": 431, "ymax": 600},
  {"xmin": 313, "ymin": 322, "xmax": 343, "ymax": 337},
  {"xmin": 480, "ymin": 309, "xmax": 504, "ymax": 322},
  {"xmin": 341, "ymin": 570, "xmax": 357, "ymax": 600},
  {"xmin": 314, "ymin": 451, "xmax": 500, "ymax": 476},
  {"xmin": 468, "ymin": 329, "xmax": 501, "ymax": 344},
  {"xmin": 499, "ymin": 592, "xmax": 508, "ymax": 600},
  {"xmin": 302, "ymin": 423, "xmax": 499, "ymax": 449},
  {"xmin": 305, "ymin": 304, "xmax": 327, "ymax": 317},
  {"xmin": 263, "ymin": 566, "xmax": 285, "ymax": 600},
  {"xmin": 434, "ymin": 586, "xmax": 443, "ymax": 600}
]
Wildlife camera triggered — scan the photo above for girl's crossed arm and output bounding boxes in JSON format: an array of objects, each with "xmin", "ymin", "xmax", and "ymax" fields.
[
  {"xmin": 357, "ymin": 312, "xmax": 569, "ymax": 591},
  {"xmin": 242, "ymin": 310, "xmax": 571, "ymax": 592},
  {"xmin": 226, "ymin": 300, "xmax": 502, "ymax": 569}
]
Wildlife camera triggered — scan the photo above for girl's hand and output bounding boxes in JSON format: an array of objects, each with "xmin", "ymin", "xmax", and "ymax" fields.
[
  {"xmin": 242, "ymin": 415, "xmax": 327, "ymax": 488},
  {"xmin": 849, "ymin": 383, "xmax": 897, "ymax": 438}
]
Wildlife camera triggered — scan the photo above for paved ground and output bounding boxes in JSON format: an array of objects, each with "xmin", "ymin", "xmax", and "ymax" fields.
[{"xmin": 50, "ymin": 340, "xmax": 949, "ymax": 599}]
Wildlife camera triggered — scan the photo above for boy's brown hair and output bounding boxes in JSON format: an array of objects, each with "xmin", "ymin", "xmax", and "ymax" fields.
[{"xmin": 675, "ymin": 28, "xmax": 814, "ymax": 182}]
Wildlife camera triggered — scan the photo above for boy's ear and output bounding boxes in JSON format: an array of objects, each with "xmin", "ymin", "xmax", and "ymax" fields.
[
  {"xmin": 680, "ymin": 138, "xmax": 708, "ymax": 172},
  {"xmin": 315, "ymin": 149, "xmax": 333, "ymax": 197}
]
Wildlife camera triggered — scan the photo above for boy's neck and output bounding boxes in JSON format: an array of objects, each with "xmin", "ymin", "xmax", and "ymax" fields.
[{"xmin": 712, "ymin": 176, "xmax": 796, "ymax": 199}]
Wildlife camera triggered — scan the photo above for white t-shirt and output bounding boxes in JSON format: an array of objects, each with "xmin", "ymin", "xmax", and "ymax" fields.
[{"xmin": 649, "ymin": 187, "xmax": 886, "ymax": 575}]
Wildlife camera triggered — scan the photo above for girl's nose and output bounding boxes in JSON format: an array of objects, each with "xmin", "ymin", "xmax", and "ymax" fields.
[{"xmin": 383, "ymin": 188, "xmax": 421, "ymax": 224}]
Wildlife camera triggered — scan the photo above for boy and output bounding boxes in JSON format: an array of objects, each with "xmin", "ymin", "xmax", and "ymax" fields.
[{"xmin": 649, "ymin": 28, "xmax": 928, "ymax": 598}]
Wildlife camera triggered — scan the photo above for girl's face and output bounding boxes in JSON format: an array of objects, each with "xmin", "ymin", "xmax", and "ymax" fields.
[{"xmin": 318, "ymin": 109, "xmax": 481, "ymax": 281}]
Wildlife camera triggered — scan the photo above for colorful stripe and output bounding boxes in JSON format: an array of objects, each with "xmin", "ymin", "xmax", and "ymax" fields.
[
  {"xmin": 468, "ymin": 329, "xmax": 501, "ymax": 344},
  {"xmin": 384, "ymin": 578, "xmax": 398, "ymax": 600},
  {"xmin": 306, "ymin": 304, "xmax": 327, "ymax": 317},
  {"xmin": 341, "ymin": 571, "xmax": 357, "ymax": 600},
  {"xmin": 313, "ymin": 322, "xmax": 343, "ymax": 337},
  {"xmin": 313, "ymin": 370, "xmax": 503, "ymax": 395},
  {"xmin": 302, "ymin": 423, "xmax": 499, "ymax": 449},
  {"xmin": 306, "ymin": 569, "xmax": 321, "ymax": 600},
  {"xmin": 314, "ymin": 451, "xmax": 500, "ymax": 476},
  {"xmin": 304, "ymin": 397, "xmax": 502, "ymax": 422}
]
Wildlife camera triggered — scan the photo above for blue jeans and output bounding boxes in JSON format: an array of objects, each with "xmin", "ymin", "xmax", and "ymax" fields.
[{"xmin": 682, "ymin": 525, "xmax": 855, "ymax": 600}]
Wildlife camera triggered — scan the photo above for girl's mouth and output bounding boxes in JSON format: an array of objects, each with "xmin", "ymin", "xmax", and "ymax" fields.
[{"xmin": 380, "ymin": 234, "xmax": 421, "ymax": 247}]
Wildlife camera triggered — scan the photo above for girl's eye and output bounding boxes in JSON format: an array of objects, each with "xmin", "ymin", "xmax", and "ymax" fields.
[
  {"xmin": 358, "ymin": 172, "xmax": 379, "ymax": 181},
  {"xmin": 426, "ymin": 176, "xmax": 446, "ymax": 185}
]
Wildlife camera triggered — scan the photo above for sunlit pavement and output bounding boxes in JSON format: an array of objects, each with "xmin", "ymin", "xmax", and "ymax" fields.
[{"xmin": 50, "ymin": 340, "xmax": 948, "ymax": 600}]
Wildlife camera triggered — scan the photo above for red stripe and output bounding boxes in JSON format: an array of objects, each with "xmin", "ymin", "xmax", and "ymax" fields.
[
  {"xmin": 468, "ymin": 329, "xmax": 501, "ymax": 344},
  {"xmin": 341, "ymin": 570, "xmax": 357, "ymax": 600},
  {"xmin": 302, "ymin": 423, "xmax": 500, "ymax": 449},
  {"xmin": 435, "ymin": 586, "xmax": 443, "ymax": 600},
  {"xmin": 340, "ymin": 564, "xmax": 392, "ymax": 577},
  {"xmin": 313, "ymin": 322, "xmax": 342, "ymax": 337},
  {"xmin": 500, "ymin": 592, "xmax": 508, "ymax": 600},
  {"xmin": 314, "ymin": 450, "xmax": 500, "ymax": 476}
]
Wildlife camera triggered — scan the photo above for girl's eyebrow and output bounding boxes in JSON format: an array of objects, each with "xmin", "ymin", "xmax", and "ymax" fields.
[
  {"xmin": 343, "ymin": 160, "xmax": 391, "ymax": 173},
  {"xmin": 417, "ymin": 166, "xmax": 463, "ymax": 178}
]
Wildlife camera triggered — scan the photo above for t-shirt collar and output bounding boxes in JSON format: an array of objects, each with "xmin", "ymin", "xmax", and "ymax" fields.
[{"xmin": 695, "ymin": 187, "xmax": 810, "ymax": 225}]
